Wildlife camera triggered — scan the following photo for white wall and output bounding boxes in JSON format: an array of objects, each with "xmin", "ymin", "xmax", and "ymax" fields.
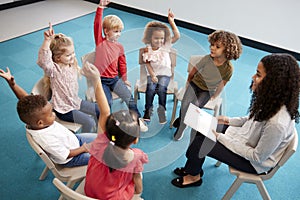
[{"xmin": 113, "ymin": 0, "xmax": 300, "ymax": 54}]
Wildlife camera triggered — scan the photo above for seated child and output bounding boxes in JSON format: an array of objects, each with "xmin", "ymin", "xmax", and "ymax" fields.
[
  {"xmin": 81, "ymin": 61, "xmax": 148, "ymax": 199},
  {"xmin": 0, "ymin": 67, "xmax": 97, "ymax": 167}
]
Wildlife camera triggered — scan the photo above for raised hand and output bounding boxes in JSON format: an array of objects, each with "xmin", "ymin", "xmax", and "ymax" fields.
[
  {"xmin": 0, "ymin": 67, "xmax": 15, "ymax": 85},
  {"xmin": 99, "ymin": 0, "xmax": 110, "ymax": 7},
  {"xmin": 168, "ymin": 8, "xmax": 175, "ymax": 22},
  {"xmin": 44, "ymin": 22, "xmax": 55, "ymax": 41},
  {"xmin": 82, "ymin": 62, "xmax": 100, "ymax": 84}
]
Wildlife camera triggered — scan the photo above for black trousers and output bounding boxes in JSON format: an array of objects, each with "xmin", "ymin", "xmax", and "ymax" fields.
[{"xmin": 184, "ymin": 124, "xmax": 258, "ymax": 176}]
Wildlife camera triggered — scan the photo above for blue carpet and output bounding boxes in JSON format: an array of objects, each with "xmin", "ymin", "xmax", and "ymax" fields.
[{"xmin": 0, "ymin": 7, "xmax": 299, "ymax": 200}]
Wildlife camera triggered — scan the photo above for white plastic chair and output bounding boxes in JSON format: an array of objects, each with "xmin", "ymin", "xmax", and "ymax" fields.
[
  {"xmin": 222, "ymin": 129, "xmax": 298, "ymax": 200},
  {"xmin": 169, "ymin": 55, "xmax": 223, "ymax": 128},
  {"xmin": 31, "ymin": 78, "xmax": 82, "ymax": 133},
  {"xmin": 26, "ymin": 131, "xmax": 87, "ymax": 189},
  {"xmin": 53, "ymin": 178, "xmax": 96, "ymax": 200}
]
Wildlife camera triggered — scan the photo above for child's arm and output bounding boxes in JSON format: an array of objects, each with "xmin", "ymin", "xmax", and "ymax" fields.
[
  {"xmin": 41, "ymin": 23, "xmax": 54, "ymax": 51},
  {"xmin": 0, "ymin": 67, "xmax": 28, "ymax": 99},
  {"xmin": 133, "ymin": 173, "xmax": 143, "ymax": 194},
  {"xmin": 187, "ymin": 66, "xmax": 197, "ymax": 83},
  {"xmin": 68, "ymin": 143, "xmax": 90, "ymax": 158},
  {"xmin": 168, "ymin": 9, "xmax": 180, "ymax": 44},
  {"xmin": 82, "ymin": 62, "xmax": 110, "ymax": 134},
  {"xmin": 146, "ymin": 63, "xmax": 158, "ymax": 83},
  {"xmin": 94, "ymin": 0, "xmax": 110, "ymax": 46}
]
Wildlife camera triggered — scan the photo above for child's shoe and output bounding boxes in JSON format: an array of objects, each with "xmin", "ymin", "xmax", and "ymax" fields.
[
  {"xmin": 157, "ymin": 106, "xmax": 167, "ymax": 124},
  {"xmin": 143, "ymin": 109, "xmax": 152, "ymax": 121},
  {"xmin": 139, "ymin": 118, "xmax": 148, "ymax": 132}
]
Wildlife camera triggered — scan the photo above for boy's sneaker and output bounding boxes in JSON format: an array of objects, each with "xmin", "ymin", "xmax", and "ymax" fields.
[
  {"xmin": 157, "ymin": 107, "xmax": 167, "ymax": 124},
  {"xmin": 143, "ymin": 109, "xmax": 151, "ymax": 121},
  {"xmin": 173, "ymin": 128, "xmax": 184, "ymax": 141},
  {"xmin": 172, "ymin": 117, "xmax": 180, "ymax": 128},
  {"xmin": 139, "ymin": 118, "xmax": 148, "ymax": 132}
]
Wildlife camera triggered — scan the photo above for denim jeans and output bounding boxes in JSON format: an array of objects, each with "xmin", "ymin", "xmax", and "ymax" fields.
[
  {"xmin": 101, "ymin": 76, "xmax": 141, "ymax": 117},
  {"xmin": 61, "ymin": 133, "xmax": 97, "ymax": 167},
  {"xmin": 145, "ymin": 75, "xmax": 170, "ymax": 110},
  {"xmin": 54, "ymin": 100, "xmax": 100, "ymax": 133}
]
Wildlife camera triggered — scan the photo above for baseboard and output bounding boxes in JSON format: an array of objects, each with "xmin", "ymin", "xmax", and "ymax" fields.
[
  {"xmin": 0, "ymin": 0, "xmax": 45, "ymax": 11},
  {"xmin": 86, "ymin": 1, "xmax": 300, "ymax": 60}
]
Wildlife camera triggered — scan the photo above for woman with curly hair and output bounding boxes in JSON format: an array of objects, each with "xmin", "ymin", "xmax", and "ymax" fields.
[
  {"xmin": 173, "ymin": 30, "xmax": 242, "ymax": 140},
  {"xmin": 171, "ymin": 53, "xmax": 300, "ymax": 188}
]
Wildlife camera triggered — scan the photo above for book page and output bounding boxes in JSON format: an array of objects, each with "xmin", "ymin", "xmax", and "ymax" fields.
[{"xmin": 184, "ymin": 103, "xmax": 217, "ymax": 142}]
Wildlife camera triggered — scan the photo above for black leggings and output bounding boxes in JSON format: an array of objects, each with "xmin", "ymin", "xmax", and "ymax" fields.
[{"xmin": 184, "ymin": 124, "xmax": 258, "ymax": 176}]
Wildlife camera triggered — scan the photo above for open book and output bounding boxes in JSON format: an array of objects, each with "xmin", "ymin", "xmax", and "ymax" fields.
[{"xmin": 184, "ymin": 103, "xmax": 217, "ymax": 142}]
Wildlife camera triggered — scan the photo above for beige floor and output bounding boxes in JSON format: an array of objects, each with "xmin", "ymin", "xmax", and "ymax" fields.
[{"xmin": 0, "ymin": 0, "xmax": 96, "ymax": 42}]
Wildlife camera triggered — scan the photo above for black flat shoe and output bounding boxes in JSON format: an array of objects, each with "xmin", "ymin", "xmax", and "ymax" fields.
[
  {"xmin": 173, "ymin": 168, "xmax": 204, "ymax": 177},
  {"xmin": 171, "ymin": 177, "xmax": 202, "ymax": 188},
  {"xmin": 172, "ymin": 117, "xmax": 180, "ymax": 128}
]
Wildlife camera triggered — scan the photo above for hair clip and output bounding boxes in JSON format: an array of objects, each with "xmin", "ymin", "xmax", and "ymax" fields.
[
  {"xmin": 115, "ymin": 120, "xmax": 120, "ymax": 126},
  {"xmin": 111, "ymin": 135, "xmax": 116, "ymax": 142}
]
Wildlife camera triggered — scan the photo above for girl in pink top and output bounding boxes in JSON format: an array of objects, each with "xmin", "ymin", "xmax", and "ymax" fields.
[
  {"xmin": 37, "ymin": 23, "xmax": 100, "ymax": 132},
  {"xmin": 83, "ymin": 60, "xmax": 148, "ymax": 200}
]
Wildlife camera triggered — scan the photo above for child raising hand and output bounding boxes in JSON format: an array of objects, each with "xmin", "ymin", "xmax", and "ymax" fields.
[
  {"xmin": 82, "ymin": 63, "xmax": 148, "ymax": 200},
  {"xmin": 37, "ymin": 23, "xmax": 100, "ymax": 133},
  {"xmin": 141, "ymin": 8, "xmax": 180, "ymax": 124}
]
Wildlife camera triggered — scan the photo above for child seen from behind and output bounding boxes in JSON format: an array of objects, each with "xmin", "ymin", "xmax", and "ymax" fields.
[{"xmin": 83, "ymin": 62, "xmax": 148, "ymax": 200}]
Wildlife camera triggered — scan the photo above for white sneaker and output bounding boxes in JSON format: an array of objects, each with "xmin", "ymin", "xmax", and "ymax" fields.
[{"xmin": 139, "ymin": 118, "xmax": 148, "ymax": 132}]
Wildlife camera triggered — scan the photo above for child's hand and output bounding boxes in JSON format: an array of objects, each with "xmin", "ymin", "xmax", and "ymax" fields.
[
  {"xmin": 0, "ymin": 67, "xmax": 15, "ymax": 86},
  {"xmin": 151, "ymin": 75, "xmax": 158, "ymax": 83},
  {"xmin": 99, "ymin": 0, "xmax": 110, "ymax": 7},
  {"xmin": 168, "ymin": 8, "xmax": 175, "ymax": 22},
  {"xmin": 44, "ymin": 22, "xmax": 54, "ymax": 41},
  {"xmin": 124, "ymin": 80, "xmax": 131, "ymax": 87},
  {"xmin": 82, "ymin": 142, "xmax": 91, "ymax": 153},
  {"xmin": 82, "ymin": 62, "xmax": 100, "ymax": 83}
]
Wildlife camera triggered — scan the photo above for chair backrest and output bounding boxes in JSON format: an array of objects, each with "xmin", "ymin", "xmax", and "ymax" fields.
[
  {"xmin": 31, "ymin": 77, "xmax": 52, "ymax": 101},
  {"xmin": 262, "ymin": 128, "xmax": 298, "ymax": 180},
  {"xmin": 26, "ymin": 131, "xmax": 72, "ymax": 180},
  {"xmin": 81, "ymin": 52, "xmax": 96, "ymax": 102},
  {"xmin": 138, "ymin": 47, "xmax": 177, "ymax": 89},
  {"xmin": 187, "ymin": 55, "xmax": 204, "ymax": 73},
  {"xmin": 53, "ymin": 178, "xmax": 97, "ymax": 200}
]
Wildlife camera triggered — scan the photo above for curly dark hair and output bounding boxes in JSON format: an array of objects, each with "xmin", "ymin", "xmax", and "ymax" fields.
[
  {"xmin": 142, "ymin": 21, "xmax": 171, "ymax": 44},
  {"xmin": 249, "ymin": 53, "xmax": 300, "ymax": 123},
  {"xmin": 208, "ymin": 30, "xmax": 242, "ymax": 60},
  {"xmin": 17, "ymin": 95, "xmax": 48, "ymax": 125}
]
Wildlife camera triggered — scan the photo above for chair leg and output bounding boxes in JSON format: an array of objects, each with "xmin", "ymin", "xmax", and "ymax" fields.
[
  {"xmin": 39, "ymin": 166, "xmax": 49, "ymax": 180},
  {"xmin": 222, "ymin": 177, "xmax": 244, "ymax": 200},
  {"xmin": 170, "ymin": 97, "xmax": 178, "ymax": 128},
  {"xmin": 256, "ymin": 181, "xmax": 271, "ymax": 200},
  {"xmin": 134, "ymin": 89, "xmax": 138, "ymax": 104},
  {"xmin": 215, "ymin": 161, "xmax": 222, "ymax": 167}
]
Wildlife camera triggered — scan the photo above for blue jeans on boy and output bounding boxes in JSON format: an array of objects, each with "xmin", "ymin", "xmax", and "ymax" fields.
[
  {"xmin": 145, "ymin": 75, "xmax": 170, "ymax": 110},
  {"xmin": 101, "ymin": 76, "xmax": 141, "ymax": 117},
  {"xmin": 62, "ymin": 133, "xmax": 97, "ymax": 167},
  {"xmin": 54, "ymin": 100, "xmax": 100, "ymax": 133}
]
